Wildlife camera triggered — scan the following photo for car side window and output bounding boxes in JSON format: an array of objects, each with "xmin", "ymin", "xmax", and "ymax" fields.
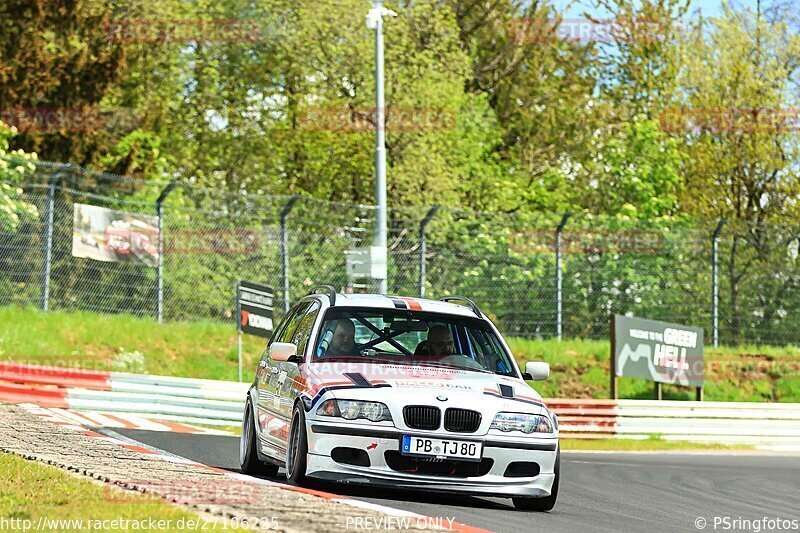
[
  {"xmin": 290, "ymin": 301, "xmax": 321, "ymax": 358},
  {"xmin": 277, "ymin": 302, "xmax": 311, "ymax": 344},
  {"xmin": 266, "ymin": 302, "xmax": 311, "ymax": 351}
]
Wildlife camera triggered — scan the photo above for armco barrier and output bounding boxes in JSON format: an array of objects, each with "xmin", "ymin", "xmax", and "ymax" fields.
[
  {"xmin": 615, "ymin": 400, "xmax": 800, "ymax": 447},
  {"xmin": 2, "ymin": 362, "xmax": 800, "ymax": 447},
  {"xmin": 0, "ymin": 362, "xmax": 248, "ymax": 425}
]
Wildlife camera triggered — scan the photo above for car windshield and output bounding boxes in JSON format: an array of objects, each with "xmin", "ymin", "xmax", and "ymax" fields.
[{"xmin": 314, "ymin": 307, "xmax": 517, "ymax": 377}]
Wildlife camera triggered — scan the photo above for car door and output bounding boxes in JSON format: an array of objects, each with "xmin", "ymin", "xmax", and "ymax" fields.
[
  {"xmin": 279, "ymin": 300, "xmax": 321, "ymax": 423},
  {"xmin": 256, "ymin": 301, "xmax": 310, "ymax": 453}
]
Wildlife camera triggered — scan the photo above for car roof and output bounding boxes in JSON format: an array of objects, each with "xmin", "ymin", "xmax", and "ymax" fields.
[{"xmin": 309, "ymin": 293, "xmax": 480, "ymax": 318}]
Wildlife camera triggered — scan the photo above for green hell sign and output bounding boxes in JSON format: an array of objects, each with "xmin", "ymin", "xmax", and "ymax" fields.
[{"xmin": 612, "ymin": 315, "xmax": 704, "ymax": 388}]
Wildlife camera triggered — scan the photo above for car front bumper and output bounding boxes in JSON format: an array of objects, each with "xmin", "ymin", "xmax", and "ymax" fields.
[{"xmin": 305, "ymin": 421, "xmax": 558, "ymax": 498}]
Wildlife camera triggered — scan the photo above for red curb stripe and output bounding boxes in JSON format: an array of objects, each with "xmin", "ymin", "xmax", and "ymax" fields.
[
  {"xmin": 154, "ymin": 420, "xmax": 204, "ymax": 434},
  {"xmin": 282, "ymin": 485, "xmax": 340, "ymax": 500},
  {"xmin": 0, "ymin": 381, "xmax": 69, "ymax": 407},
  {"xmin": 99, "ymin": 413, "xmax": 140, "ymax": 429},
  {"xmin": 77, "ymin": 430, "xmax": 106, "ymax": 438},
  {"xmin": 119, "ymin": 444, "xmax": 157, "ymax": 454},
  {"xmin": 0, "ymin": 362, "xmax": 111, "ymax": 390},
  {"xmin": 192, "ymin": 464, "xmax": 229, "ymax": 474}
]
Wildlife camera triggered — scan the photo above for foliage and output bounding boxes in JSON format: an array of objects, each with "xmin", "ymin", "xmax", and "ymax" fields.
[{"xmin": 0, "ymin": 122, "xmax": 38, "ymax": 231}]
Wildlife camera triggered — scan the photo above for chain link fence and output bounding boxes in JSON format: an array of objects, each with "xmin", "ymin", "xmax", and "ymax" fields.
[{"xmin": 1, "ymin": 161, "xmax": 799, "ymax": 345}]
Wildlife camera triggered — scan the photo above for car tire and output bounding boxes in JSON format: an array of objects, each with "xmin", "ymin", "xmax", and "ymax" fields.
[
  {"xmin": 285, "ymin": 403, "xmax": 309, "ymax": 485},
  {"xmin": 512, "ymin": 448, "xmax": 560, "ymax": 512},
  {"xmin": 240, "ymin": 398, "xmax": 279, "ymax": 477}
]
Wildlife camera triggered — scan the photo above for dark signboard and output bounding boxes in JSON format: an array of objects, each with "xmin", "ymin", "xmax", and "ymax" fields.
[
  {"xmin": 612, "ymin": 315, "xmax": 704, "ymax": 387},
  {"xmin": 237, "ymin": 281, "xmax": 275, "ymax": 338}
]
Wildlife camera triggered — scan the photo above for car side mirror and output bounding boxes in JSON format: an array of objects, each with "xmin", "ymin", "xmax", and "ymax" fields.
[
  {"xmin": 524, "ymin": 361, "xmax": 550, "ymax": 381},
  {"xmin": 270, "ymin": 342, "xmax": 298, "ymax": 362}
]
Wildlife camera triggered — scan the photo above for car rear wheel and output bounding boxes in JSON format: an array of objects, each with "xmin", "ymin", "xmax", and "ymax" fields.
[
  {"xmin": 285, "ymin": 403, "xmax": 309, "ymax": 485},
  {"xmin": 240, "ymin": 398, "xmax": 279, "ymax": 477},
  {"xmin": 512, "ymin": 448, "xmax": 559, "ymax": 512}
]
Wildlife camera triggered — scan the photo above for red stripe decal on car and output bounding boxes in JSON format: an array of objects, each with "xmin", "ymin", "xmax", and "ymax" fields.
[{"xmin": 398, "ymin": 297, "xmax": 422, "ymax": 310}]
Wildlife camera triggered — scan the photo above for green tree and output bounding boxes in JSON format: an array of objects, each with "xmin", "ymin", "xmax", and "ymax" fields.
[
  {"xmin": 672, "ymin": 3, "xmax": 800, "ymax": 340},
  {"xmin": 0, "ymin": 122, "xmax": 38, "ymax": 231}
]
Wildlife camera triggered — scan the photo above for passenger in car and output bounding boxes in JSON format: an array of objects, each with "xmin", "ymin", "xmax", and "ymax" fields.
[{"xmin": 326, "ymin": 319, "xmax": 358, "ymax": 356}]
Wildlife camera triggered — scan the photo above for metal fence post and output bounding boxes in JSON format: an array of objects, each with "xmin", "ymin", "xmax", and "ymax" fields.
[
  {"xmin": 418, "ymin": 205, "xmax": 440, "ymax": 298},
  {"xmin": 280, "ymin": 195, "xmax": 300, "ymax": 313},
  {"xmin": 39, "ymin": 171, "xmax": 61, "ymax": 311},
  {"xmin": 555, "ymin": 213, "xmax": 570, "ymax": 340},
  {"xmin": 712, "ymin": 218, "xmax": 726, "ymax": 348},
  {"xmin": 155, "ymin": 182, "xmax": 177, "ymax": 323}
]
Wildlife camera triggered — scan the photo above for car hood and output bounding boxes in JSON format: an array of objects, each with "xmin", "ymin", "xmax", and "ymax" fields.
[{"xmin": 305, "ymin": 361, "xmax": 548, "ymax": 415}]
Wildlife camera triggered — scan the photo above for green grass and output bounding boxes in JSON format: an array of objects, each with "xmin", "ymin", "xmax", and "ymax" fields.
[
  {"xmin": 1, "ymin": 305, "xmax": 799, "ymax": 402},
  {"xmin": 560, "ymin": 437, "xmax": 752, "ymax": 451},
  {"xmin": 0, "ymin": 305, "xmax": 262, "ymax": 382},
  {"xmin": 0, "ymin": 452, "xmax": 239, "ymax": 531}
]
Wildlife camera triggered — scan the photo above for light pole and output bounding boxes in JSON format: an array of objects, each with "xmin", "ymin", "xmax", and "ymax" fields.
[{"xmin": 367, "ymin": 1, "xmax": 396, "ymax": 294}]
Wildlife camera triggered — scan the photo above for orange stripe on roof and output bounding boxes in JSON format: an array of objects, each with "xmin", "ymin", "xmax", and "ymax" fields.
[{"xmin": 398, "ymin": 297, "xmax": 422, "ymax": 310}]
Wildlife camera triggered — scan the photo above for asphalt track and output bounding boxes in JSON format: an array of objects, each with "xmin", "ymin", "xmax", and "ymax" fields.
[{"xmin": 108, "ymin": 429, "xmax": 800, "ymax": 533}]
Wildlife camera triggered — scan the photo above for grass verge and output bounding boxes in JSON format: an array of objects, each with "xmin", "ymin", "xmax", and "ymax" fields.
[
  {"xmin": 0, "ymin": 305, "xmax": 261, "ymax": 382},
  {"xmin": 0, "ymin": 451, "xmax": 238, "ymax": 531},
  {"xmin": 559, "ymin": 437, "xmax": 752, "ymax": 452}
]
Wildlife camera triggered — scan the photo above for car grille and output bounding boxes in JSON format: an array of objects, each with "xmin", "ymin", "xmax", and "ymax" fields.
[
  {"xmin": 385, "ymin": 451, "xmax": 493, "ymax": 478},
  {"xmin": 403, "ymin": 405, "xmax": 440, "ymax": 430},
  {"xmin": 444, "ymin": 408, "xmax": 482, "ymax": 433}
]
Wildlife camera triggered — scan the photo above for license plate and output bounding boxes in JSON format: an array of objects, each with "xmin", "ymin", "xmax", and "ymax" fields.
[{"xmin": 401, "ymin": 435, "xmax": 482, "ymax": 461}]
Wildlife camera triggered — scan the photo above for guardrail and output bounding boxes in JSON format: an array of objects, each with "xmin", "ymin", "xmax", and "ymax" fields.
[
  {"xmin": 0, "ymin": 362, "xmax": 248, "ymax": 425},
  {"xmin": 2, "ymin": 362, "xmax": 800, "ymax": 448}
]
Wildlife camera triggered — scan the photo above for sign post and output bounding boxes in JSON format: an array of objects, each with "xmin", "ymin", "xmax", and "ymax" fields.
[
  {"xmin": 610, "ymin": 314, "xmax": 704, "ymax": 400},
  {"xmin": 236, "ymin": 281, "xmax": 275, "ymax": 382}
]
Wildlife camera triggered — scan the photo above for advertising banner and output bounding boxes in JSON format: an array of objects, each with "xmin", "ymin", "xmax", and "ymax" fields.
[
  {"xmin": 237, "ymin": 281, "xmax": 275, "ymax": 338},
  {"xmin": 72, "ymin": 203, "xmax": 158, "ymax": 267},
  {"xmin": 612, "ymin": 315, "xmax": 704, "ymax": 387}
]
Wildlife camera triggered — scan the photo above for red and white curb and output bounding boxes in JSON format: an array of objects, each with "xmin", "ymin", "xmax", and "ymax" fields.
[
  {"xmin": 18, "ymin": 403, "xmax": 490, "ymax": 533},
  {"xmin": 24, "ymin": 406, "xmax": 229, "ymax": 435}
]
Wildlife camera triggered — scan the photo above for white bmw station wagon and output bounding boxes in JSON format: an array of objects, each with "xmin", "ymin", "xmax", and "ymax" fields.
[{"xmin": 240, "ymin": 286, "xmax": 560, "ymax": 511}]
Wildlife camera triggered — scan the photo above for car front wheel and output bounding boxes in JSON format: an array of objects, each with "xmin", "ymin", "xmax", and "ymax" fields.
[
  {"xmin": 240, "ymin": 397, "xmax": 279, "ymax": 477},
  {"xmin": 285, "ymin": 403, "xmax": 309, "ymax": 485},
  {"xmin": 512, "ymin": 448, "xmax": 559, "ymax": 511}
]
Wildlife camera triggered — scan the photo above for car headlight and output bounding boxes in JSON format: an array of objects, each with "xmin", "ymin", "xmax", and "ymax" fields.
[
  {"xmin": 490, "ymin": 412, "xmax": 553, "ymax": 434},
  {"xmin": 316, "ymin": 399, "xmax": 393, "ymax": 422}
]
